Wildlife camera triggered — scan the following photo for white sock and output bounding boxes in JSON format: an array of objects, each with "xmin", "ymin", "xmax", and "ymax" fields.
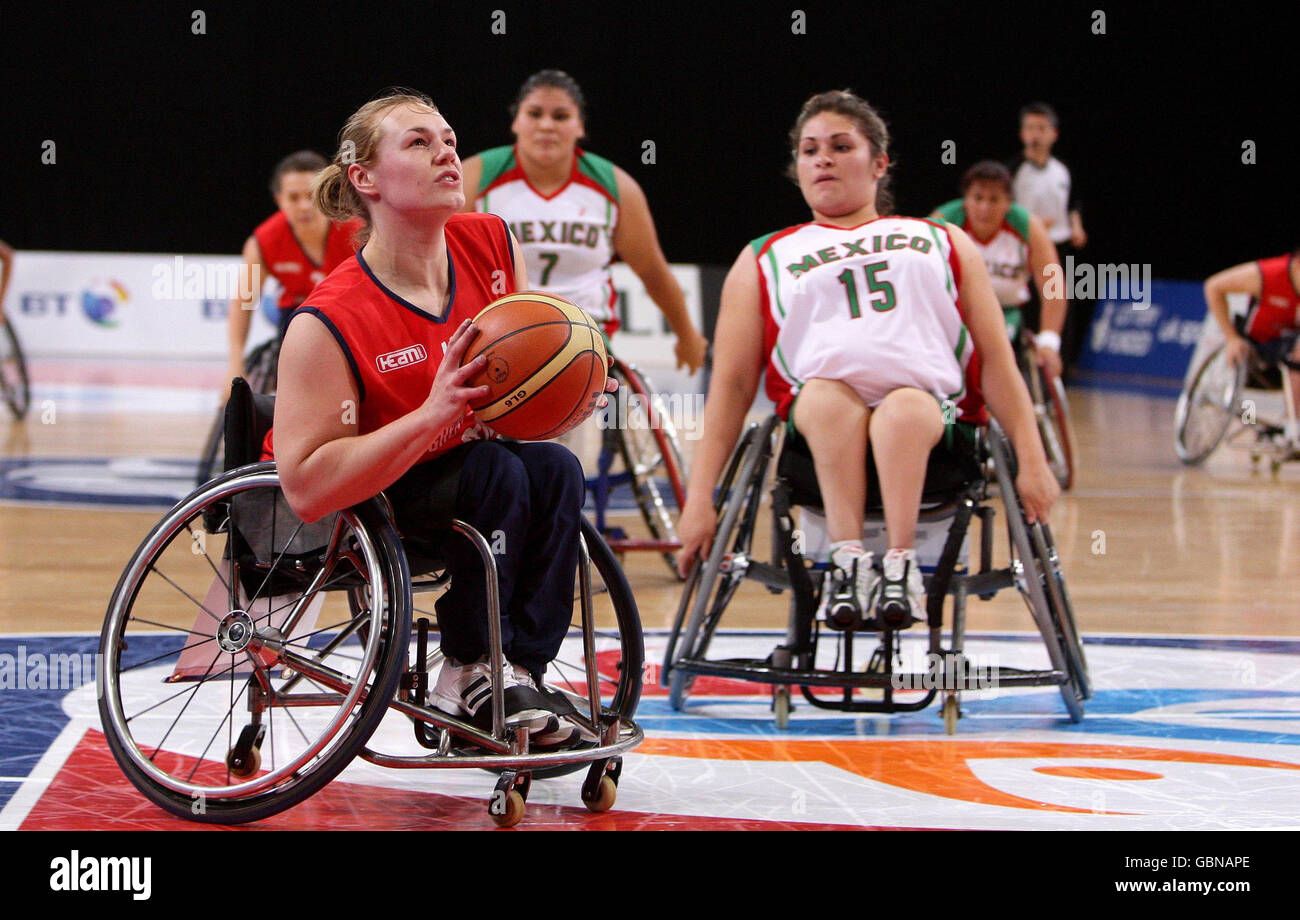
[{"xmin": 830, "ymin": 541, "xmax": 865, "ymax": 571}]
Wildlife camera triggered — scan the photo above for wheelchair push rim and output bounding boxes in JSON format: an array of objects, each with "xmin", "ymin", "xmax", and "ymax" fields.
[
  {"xmin": 1, "ymin": 317, "xmax": 31, "ymax": 420},
  {"xmin": 99, "ymin": 466, "xmax": 410, "ymax": 819}
]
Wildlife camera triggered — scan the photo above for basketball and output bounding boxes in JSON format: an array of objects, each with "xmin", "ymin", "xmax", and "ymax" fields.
[{"xmin": 463, "ymin": 291, "xmax": 609, "ymax": 440}]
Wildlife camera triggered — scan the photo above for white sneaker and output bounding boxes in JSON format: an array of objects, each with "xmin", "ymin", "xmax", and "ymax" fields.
[
  {"xmin": 432, "ymin": 657, "xmax": 556, "ymax": 734},
  {"xmin": 876, "ymin": 548, "xmax": 924, "ymax": 629},
  {"xmin": 818, "ymin": 548, "xmax": 878, "ymax": 629}
]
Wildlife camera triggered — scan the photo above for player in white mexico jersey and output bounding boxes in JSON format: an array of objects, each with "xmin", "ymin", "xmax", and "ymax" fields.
[
  {"xmin": 678, "ymin": 90, "xmax": 1057, "ymax": 629},
  {"xmin": 931, "ymin": 160, "xmax": 1068, "ymax": 379},
  {"xmin": 461, "ymin": 70, "xmax": 708, "ymax": 371}
]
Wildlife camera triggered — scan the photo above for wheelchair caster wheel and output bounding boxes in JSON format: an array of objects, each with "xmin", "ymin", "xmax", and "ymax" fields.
[
  {"xmin": 227, "ymin": 746, "xmax": 261, "ymax": 778},
  {"xmin": 942, "ymin": 695, "xmax": 960, "ymax": 735},
  {"xmin": 582, "ymin": 776, "xmax": 618, "ymax": 813},
  {"xmin": 490, "ymin": 789, "xmax": 526, "ymax": 828},
  {"xmin": 773, "ymin": 686, "xmax": 792, "ymax": 730}
]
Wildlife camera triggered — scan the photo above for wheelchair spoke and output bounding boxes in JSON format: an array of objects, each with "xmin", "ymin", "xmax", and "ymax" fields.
[
  {"xmin": 183, "ymin": 672, "xmax": 247, "ymax": 783},
  {"xmin": 126, "ymin": 657, "xmax": 242, "ymax": 726},
  {"xmin": 184, "ymin": 522, "xmax": 231, "ymax": 595},
  {"xmin": 146, "ymin": 565, "xmax": 224, "ymax": 625},
  {"xmin": 116, "ymin": 633, "xmax": 222, "ymax": 675}
]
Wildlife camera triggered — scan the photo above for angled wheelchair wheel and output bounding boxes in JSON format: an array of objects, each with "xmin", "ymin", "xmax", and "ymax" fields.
[
  {"xmin": 529, "ymin": 516, "xmax": 643, "ymax": 779},
  {"xmin": 612, "ymin": 359, "xmax": 688, "ymax": 578},
  {"xmin": 664, "ymin": 416, "xmax": 778, "ymax": 710},
  {"xmin": 0, "ymin": 316, "xmax": 31, "ymax": 420},
  {"xmin": 1018, "ymin": 331, "xmax": 1074, "ymax": 489},
  {"xmin": 1175, "ymin": 344, "xmax": 1245, "ymax": 465},
  {"xmin": 197, "ymin": 340, "xmax": 280, "ymax": 487},
  {"xmin": 987, "ymin": 424, "xmax": 1087, "ymax": 722},
  {"xmin": 99, "ymin": 463, "xmax": 412, "ymax": 824}
]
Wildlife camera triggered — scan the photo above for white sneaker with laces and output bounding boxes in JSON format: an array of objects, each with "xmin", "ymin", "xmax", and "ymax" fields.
[
  {"xmin": 877, "ymin": 548, "xmax": 924, "ymax": 628},
  {"xmin": 431, "ymin": 657, "xmax": 556, "ymax": 734}
]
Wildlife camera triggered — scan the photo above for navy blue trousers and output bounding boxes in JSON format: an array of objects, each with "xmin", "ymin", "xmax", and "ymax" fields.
[{"xmin": 388, "ymin": 440, "xmax": 584, "ymax": 674}]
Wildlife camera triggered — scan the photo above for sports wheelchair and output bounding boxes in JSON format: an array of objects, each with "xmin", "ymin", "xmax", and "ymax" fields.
[
  {"xmin": 585, "ymin": 356, "xmax": 687, "ymax": 578},
  {"xmin": 1175, "ymin": 323, "xmax": 1300, "ymax": 471},
  {"xmin": 1, "ymin": 315, "xmax": 30, "ymax": 421},
  {"xmin": 99, "ymin": 379, "xmax": 643, "ymax": 828},
  {"xmin": 662, "ymin": 414, "xmax": 1089, "ymax": 733},
  {"xmin": 196, "ymin": 338, "xmax": 280, "ymax": 487}
]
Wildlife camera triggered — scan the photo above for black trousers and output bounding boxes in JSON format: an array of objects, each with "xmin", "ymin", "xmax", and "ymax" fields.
[{"xmin": 387, "ymin": 439, "xmax": 585, "ymax": 674}]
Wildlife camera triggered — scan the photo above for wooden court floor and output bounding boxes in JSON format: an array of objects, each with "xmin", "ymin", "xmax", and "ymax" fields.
[{"xmin": 1, "ymin": 385, "xmax": 1298, "ymax": 640}]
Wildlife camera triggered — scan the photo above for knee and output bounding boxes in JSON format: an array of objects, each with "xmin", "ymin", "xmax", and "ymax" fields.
[
  {"xmin": 794, "ymin": 379, "xmax": 868, "ymax": 437},
  {"xmin": 463, "ymin": 441, "xmax": 530, "ymax": 500},
  {"xmin": 523, "ymin": 443, "xmax": 585, "ymax": 499},
  {"xmin": 870, "ymin": 389, "xmax": 944, "ymax": 439}
]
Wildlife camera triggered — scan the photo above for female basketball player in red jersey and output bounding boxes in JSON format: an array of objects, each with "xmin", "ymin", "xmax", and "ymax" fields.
[
  {"xmin": 460, "ymin": 70, "xmax": 709, "ymax": 372},
  {"xmin": 677, "ymin": 91, "xmax": 1058, "ymax": 628},
  {"xmin": 1204, "ymin": 248, "xmax": 1300, "ymax": 447},
  {"xmin": 225, "ymin": 151, "xmax": 362, "ymax": 390},
  {"xmin": 273, "ymin": 90, "xmax": 610, "ymax": 746}
]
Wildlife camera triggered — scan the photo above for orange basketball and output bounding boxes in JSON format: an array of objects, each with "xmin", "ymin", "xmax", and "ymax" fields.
[{"xmin": 464, "ymin": 292, "xmax": 609, "ymax": 440}]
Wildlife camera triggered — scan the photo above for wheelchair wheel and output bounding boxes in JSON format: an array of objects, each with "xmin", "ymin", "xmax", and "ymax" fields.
[
  {"xmin": 529, "ymin": 516, "xmax": 643, "ymax": 779},
  {"xmin": 1, "ymin": 316, "xmax": 31, "ymax": 420},
  {"xmin": 99, "ymin": 464, "xmax": 412, "ymax": 824},
  {"xmin": 196, "ymin": 340, "xmax": 280, "ymax": 486},
  {"xmin": 1174, "ymin": 343, "xmax": 1246, "ymax": 465},
  {"xmin": 612, "ymin": 359, "xmax": 687, "ymax": 577},
  {"xmin": 987, "ymin": 424, "xmax": 1087, "ymax": 722},
  {"xmin": 665, "ymin": 416, "xmax": 777, "ymax": 710},
  {"xmin": 1018, "ymin": 331, "xmax": 1074, "ymax": 489}
]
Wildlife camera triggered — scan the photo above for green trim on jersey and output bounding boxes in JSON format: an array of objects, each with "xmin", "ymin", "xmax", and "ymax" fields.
[
  {"xmin": 935, "ymin": 198, "xmax": 1031, "ymax": 243},
  {"xmin": 924, "ymin": 223, "xmax": 955, "ymax": 297},
  {"xmin": 476, "ymin": 145, "xmax": 517, "ymax": 191},
  {"xmin": 763, "ymin": 247, "xmax": 788, "ymax": 318},
  {"xmin": 749, "ymin": 230, "xmax": 783, "ymax": 257},
  {"xmin": 576, "ymin": 150, "xmax": 620, "ymax": 202}
]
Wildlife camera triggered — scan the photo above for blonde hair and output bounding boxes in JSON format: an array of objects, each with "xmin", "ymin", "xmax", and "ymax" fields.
[
  {"xmin": 313, "ymin": 88, "xmax": 438, "ymax": 245},
  {"xmin": 786, "ymin": 90, "xmax": 895, "ymax": 215}
]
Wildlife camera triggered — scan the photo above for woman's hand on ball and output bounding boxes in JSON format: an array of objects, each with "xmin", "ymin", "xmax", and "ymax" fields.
[{"xmin": 423, "ymin": 319, "xmax": 490, "ymax": 432}]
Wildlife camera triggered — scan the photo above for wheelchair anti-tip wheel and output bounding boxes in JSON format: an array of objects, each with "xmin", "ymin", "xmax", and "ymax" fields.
[
  {"xmin": 99, "ymin": 464, "xmax": 412, "ymax": 824},
  {"xmin": 1175, "ymin": 343, "xmax": 1246, "ymax": 465}
]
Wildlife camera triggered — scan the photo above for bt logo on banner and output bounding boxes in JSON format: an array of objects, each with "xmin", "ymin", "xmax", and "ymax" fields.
[{"xmin": 82, "ymin": 280, "xmax": 129, "ymax": 327}]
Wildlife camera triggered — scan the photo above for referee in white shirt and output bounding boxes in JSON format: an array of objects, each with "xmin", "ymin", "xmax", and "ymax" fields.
[{"xmin": 1010, "ymin": 102, "xmax": 1090, "ymax": 376}]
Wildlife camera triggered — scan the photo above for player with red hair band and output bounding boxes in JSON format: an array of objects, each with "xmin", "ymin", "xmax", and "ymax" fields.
[
  {"xmin": 676, "ymin": 90, "xmax": 1058, "ymax": 628},
  {"xmin": 1204, "ymin": 247, "xmax": 1300, "ymax": 450},
  {"xmin": 224, "ymin": 151, "xmax": 362, "ymax": 392},
  {"xmin": 460, "ymin": 69, "xmax": 708, "ymax": 372},
  {"xmin": 272, "ymin": 90, "xmax": 613, "ymax": 747},
  {"xmin": 930, "ymin": 160, "xmax": 1068, "ymax": 381}
]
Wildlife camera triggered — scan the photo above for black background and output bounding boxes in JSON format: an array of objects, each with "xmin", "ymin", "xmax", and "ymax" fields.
[{"xmin": 2, "ymin": 0, "xmax": 1292, "ymax": 278}]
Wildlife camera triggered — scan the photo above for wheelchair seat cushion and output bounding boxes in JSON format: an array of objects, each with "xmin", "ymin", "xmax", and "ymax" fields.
[{"xmin": 777, "ymin": 422, "xmax": 983, "ymax": 513}]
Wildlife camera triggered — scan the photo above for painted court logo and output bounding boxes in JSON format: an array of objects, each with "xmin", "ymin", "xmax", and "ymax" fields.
[
  {"xmin": 376, "ymin": 344, "xmax": 428, "ymax": 373},
  {"xmin": 49, "ymin": 851, "xmax": 151, "ymax": 900}
]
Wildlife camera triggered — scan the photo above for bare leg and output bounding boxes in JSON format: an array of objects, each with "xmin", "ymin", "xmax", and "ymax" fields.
[
  {"xmin": 793, "ymin": 378, "xmax": 869, "ymax": 543},
  {"xmin": 867, "ymin": 388, "xmax": 945, "ymax": 548}
]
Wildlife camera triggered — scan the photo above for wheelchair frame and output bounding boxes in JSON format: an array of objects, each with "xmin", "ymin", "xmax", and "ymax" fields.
[
  {"xmin": 1175, "ymin": 332, "xmax": 1300, "ymax": 471},
  {"xmin": 102, "ymin": 384, "xmax": 644, "ymax": 828},
  {"xmin": 661, "ymin": 415, "xmax": 1090, "ymax": 733}
]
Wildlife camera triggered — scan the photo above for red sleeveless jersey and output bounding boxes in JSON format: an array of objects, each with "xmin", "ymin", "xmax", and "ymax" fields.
[
  {"xmin": 262, "ymin": 212, "xmax": 516, "ymax": 462},
  {"xmin": 252, "ymin": 212, "xmax": 362, "ymax": 309},
  {"xmin": 1244, "ymin": 253, "xmax": 1300, "ymax": 343}
]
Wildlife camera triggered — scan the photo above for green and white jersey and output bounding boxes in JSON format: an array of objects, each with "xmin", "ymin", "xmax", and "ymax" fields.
[
  {"xmin": 475, "ymin": 145, "xmax": 621, "ymax": 332},
  {"xmin": 934, "ymin": 199, "xmax": 1032, "ymax": 308},
  {"xmin": 752, "ymin": 217, "xmax": 976, "ymax": 421}
]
